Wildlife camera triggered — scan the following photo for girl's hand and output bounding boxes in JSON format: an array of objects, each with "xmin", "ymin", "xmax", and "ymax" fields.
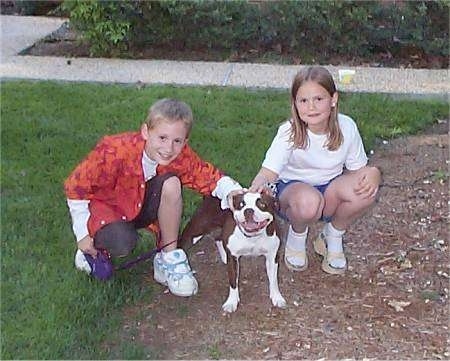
[
  {"xmin": 249, "ymin": 175, "xmax": 269, "ymax": 193},
  {"xmin": 77, "ymin": 235, "xmax": 98, "ymax": 258},
  {"xmin": 354, "ymin": 166, "xmax": 381, "ymax": 199},
  {"xmin": 249, "ymin": 168, "xmax": 278, "ymax": 193}
]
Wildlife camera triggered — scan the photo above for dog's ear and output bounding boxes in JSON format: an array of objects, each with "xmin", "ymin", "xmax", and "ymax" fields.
[
  {"xmin": 232, "ymin": 192, "xmax": 245, "ymax": 211},
  {"xmin": 261, "ymin": 192, "xmax": 279, "ymax": 211},
  {"xmin": 273, "ymin": 197, "xmax": 280, "ymax": 212}
]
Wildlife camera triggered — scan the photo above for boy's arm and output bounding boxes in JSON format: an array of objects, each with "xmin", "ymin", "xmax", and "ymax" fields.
[
  {"xmin": 66, "ymin": 199, "xmax": 90, "ymax": 242},
  {"xmin": 64, "ymin": 137, "xmax": 120, "ymax": 241},
  {"xmin": 168, "ymin": 145, "xmax": 242, "ymax": 208},
  {"xmin": 66, "ymin": 199, "xmax": 98, "ymax": 257},
  {"xmin": 64, "ymin": 137, "xmax": 119, "ymax": 199},
  {"xmin": 212, "ymin": 176, "xmax": 243, "ymax": 209}
]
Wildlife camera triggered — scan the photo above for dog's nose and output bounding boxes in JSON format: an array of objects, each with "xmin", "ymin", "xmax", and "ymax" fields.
[{"xmin": 244, "ymin": 208, "xmax": 254, "ymax": 221}]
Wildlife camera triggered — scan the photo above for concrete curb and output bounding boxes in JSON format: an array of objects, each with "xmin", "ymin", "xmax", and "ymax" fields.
[{"xmin": 1, "ymin": 15, "xmax": 449, "ymax": 95}]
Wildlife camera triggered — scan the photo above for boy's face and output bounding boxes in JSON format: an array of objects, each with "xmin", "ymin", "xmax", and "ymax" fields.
[{"xmin": 141, "ymin": 119, "xmax": 188, "ymax": 165}]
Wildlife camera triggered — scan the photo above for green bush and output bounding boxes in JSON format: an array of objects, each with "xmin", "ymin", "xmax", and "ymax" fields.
[
  {"xmin": 64, "ymin": 0, "xmax": 449, "ymax": 61},
  {"xmin": 62, "ymin": 0, "xmax": 134, "ymax": 56}
]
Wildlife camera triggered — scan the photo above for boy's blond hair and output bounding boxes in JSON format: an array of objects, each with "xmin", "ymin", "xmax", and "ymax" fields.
[
  {"xmin": 289, "ymin": 66, "xmax": 343, "ymax": 151},
  {"xmin": 145, "ymin": 98, "xmax": 194, "ymax": 136}
]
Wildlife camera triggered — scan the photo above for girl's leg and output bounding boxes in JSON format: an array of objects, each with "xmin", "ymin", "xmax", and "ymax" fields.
[
  {"xmin": 279, "ymin": 182, "xmax": 324, "ymax": 232},
  {"xmin": 323, "ymin": 171, "xmax": 378, "ymax": 230},
  {"xmin": 318, "ymin": 171, "xmax": 378, "ymax": 271},
  {"xmin": 279, "ymin": 182, "xmax": 323, "ymax": 270}
]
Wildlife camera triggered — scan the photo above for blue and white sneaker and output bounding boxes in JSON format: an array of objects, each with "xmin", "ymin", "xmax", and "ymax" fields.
[{"xmin": 153, "ymin": 249, "xmax": 198, "ymax": 297}]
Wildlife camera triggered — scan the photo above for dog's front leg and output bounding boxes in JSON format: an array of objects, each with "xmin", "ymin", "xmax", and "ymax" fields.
[
  {"xmin": 266, "ymin": 247, "xmax": 287, "ymax": 308},
  {"xmin": 215, "ymin": 240, "xmax": 227, "ymax": 264},
  {"xmin": 222, "ymin": 254, "xmax": 240, "ymax": 313}
]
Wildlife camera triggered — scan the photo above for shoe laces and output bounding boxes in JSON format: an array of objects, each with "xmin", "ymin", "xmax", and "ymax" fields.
[{"xmin": 157, "ymin": 256, "xmax": 195, "ymax": 281}]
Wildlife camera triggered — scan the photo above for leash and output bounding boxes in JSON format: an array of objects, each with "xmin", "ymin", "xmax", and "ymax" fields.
[{"xmin": 115, "ymin": 238, "xmax": 178, "ymax": 271}]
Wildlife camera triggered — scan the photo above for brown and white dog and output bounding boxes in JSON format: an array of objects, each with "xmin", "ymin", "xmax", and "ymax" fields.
[{"xmin": 180, "ymin": 192, "xmax": 287, "ymax": 313}]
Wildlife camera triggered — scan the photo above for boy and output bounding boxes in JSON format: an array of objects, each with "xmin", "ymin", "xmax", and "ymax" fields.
[{"xmin": 65, "ymin": 98, "xmax": 242, "ymax": 296}]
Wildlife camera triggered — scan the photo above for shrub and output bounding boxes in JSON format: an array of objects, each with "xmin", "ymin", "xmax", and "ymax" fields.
[
  {"xmin": 62, "ymin": 0, "xmax": 134, "ymax": 56},
  {"xmin": 64, "ymin": 0, "xmax": 449, "ymax": 62}
]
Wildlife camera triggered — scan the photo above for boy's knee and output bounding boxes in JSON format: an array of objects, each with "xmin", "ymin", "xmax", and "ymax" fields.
[
  {"xmin": 161, "ymin": 175, "xmax": 182, "ymax": 198},
  {"xmin": 94, "ymin": 221, "xmax": 138, "ymax": 257}
]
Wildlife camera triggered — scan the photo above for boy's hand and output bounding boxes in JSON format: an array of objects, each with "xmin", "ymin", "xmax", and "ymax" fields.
[
  {"xmin": 354, "ymin": 166, "xmax": 381, "ymax": 199},
  {"xmin": 78, "ymin": 235, "xmax": 98, "ymax": 258}
]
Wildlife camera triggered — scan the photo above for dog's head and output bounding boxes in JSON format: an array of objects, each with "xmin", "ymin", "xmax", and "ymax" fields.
[{"xmin": 231, "ymin": 192, "xmax": 278, "ymax": 237}]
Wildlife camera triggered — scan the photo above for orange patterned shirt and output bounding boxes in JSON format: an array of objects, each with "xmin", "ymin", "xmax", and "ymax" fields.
[{"xmin": 64, "ymin": 131, "xmax": 224, "ymax": 236}]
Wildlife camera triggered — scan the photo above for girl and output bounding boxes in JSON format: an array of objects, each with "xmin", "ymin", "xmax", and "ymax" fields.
[{"xmin": 250, "ymin": 66, "xmax": 380, "ymax": 274}]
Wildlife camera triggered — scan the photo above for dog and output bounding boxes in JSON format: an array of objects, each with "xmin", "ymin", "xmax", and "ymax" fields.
[{"xmin": 180, "ymin": 192, "xmax": 287, "ymax": 313}]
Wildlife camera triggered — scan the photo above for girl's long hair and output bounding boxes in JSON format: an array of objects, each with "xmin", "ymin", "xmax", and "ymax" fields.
[{"xmin": 289, "ymin": 66, "xmax": 343, "ymax": 151}]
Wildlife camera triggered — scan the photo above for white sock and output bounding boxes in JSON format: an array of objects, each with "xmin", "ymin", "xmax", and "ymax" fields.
[
  {"xmin": 286, "ymin": 225, "xmax": 308, "ymax": 251},
  {"xmin": 323, "ymin": 222, "xmax": 346, "ymax": 268},
  {"xmin": 161, "ymin": 248, "xmax": 184, "ymax": 263},
  {"xmin": 285, "ymin": 226, "xmax": 308, "ymax": 267}
]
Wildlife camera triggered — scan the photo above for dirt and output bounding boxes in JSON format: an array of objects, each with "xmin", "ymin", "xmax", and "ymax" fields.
[
  {"xmin": 20, "ymin": 21, "xmax": 448, "ymax": 69},
  {"xmin": 109, "ymin": 120, "xmax": 449, "ymax": 360}
]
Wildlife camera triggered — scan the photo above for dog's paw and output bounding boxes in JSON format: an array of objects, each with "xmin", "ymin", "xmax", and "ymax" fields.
[
  {"xmin": 271, "ymin": 293, "xmax": 287, "ymax": 309},
  {"xmin": 222, "ymin": 290, "xmax": 240, "ymax": 313},
  {"xmin": 222, "ymin": 299, "xmax": 239, "ymax": 313}
]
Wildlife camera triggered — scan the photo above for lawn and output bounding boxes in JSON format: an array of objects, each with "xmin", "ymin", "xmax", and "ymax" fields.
[{"xmin": 1, "ymin": 80, "xmax": 447, "ymax": 359}]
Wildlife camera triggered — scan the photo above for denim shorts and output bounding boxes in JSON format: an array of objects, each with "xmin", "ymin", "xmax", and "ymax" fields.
[{"xmin": 275, "ymin": 179, "xmax": 334, "ymax": 223}]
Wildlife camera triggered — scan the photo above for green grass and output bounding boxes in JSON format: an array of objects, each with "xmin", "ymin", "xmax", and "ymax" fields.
[{"xmin": 1, "ymin": 80, "xmax": 447, "ymax": 359}]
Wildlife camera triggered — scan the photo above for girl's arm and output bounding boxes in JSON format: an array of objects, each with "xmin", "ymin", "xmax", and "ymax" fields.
[{"xmin": 250, "ymin": 121, "xmax": 292, "ymax": 193}]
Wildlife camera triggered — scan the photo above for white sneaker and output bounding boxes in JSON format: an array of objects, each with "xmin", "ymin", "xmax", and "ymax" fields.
[
  {"xmin": 74, "ymin": 249, "xmax": 92, "ymax": 274},
  {"xmin": 153, "ymin": 249, "xmax": 198, "ymax": 297}
]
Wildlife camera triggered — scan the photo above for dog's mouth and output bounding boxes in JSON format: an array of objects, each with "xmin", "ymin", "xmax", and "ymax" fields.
[{"xmin": 239, "ymin": 219, "xmax": 269, "ymax": 233}]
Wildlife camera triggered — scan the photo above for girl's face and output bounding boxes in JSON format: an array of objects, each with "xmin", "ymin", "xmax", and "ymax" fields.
[
  {"xmin": 295, "ymin": 80, "xmax": 338, "ymax": 134},
  {"xmin": 141, "ymin": 119, "xmax": 188, "ymax": 165}
]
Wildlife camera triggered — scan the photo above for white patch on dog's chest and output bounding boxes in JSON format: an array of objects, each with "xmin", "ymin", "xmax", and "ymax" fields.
[{"xmin": 227, "ymin": 228, "xmax": 279, "ymax": 257}]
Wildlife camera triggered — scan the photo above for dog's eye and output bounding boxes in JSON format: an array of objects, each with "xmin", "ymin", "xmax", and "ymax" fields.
[
  {"xmin": 257, "ymin": 199, "xmax": 267, "ymax": 210},
  {"xmin": 239, "ymin": 201, "xmax": 245, "ymax": 208}
]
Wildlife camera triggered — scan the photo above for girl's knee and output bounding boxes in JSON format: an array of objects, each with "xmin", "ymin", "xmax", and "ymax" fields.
[{"xmin": 287, "ymin": 193, "xmax": 323, "ymax": 222}]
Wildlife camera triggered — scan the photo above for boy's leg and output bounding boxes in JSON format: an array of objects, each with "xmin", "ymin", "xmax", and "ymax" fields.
[
  {"xmin": 94, "ymin": 221, "xmax": 138, "ymax": 257},
  {"xmin": 137, "ymin": 173, "xmax": 198, "ymax": 296},
  {"xmin": 74, "ymin": 221, "xmax": 137, "ymax": 281},
  {"xmin": 156, "ymin": 176, "xmax": 182, "ymax": 251},
  {"xmin": 73, "ymin": 221, "xmax": 137, "ymax": 281},
  {"xmin": 132, "ymin": 172, "xmax": 178, "ymax": 230}
]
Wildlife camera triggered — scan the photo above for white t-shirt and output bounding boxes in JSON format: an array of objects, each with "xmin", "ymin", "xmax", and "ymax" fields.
[{"xmin": 262, "ymin": 113, "xmax": 368, "ymax": 186}]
